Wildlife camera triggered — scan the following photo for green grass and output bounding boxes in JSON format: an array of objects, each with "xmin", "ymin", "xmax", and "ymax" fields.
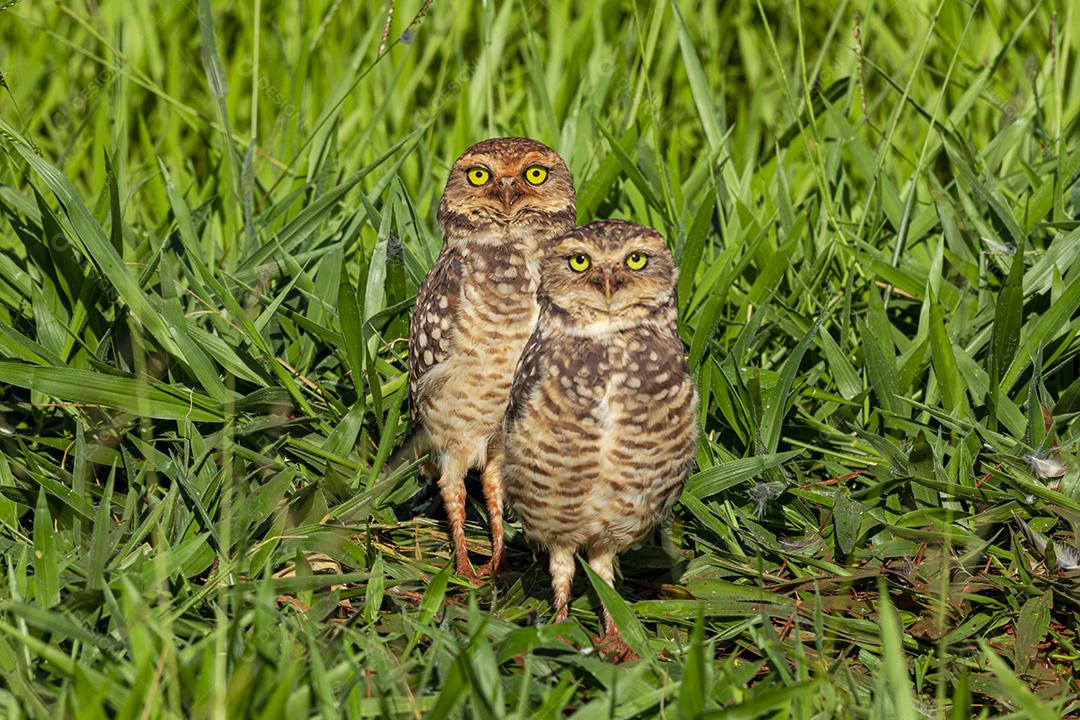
[{"xmin": 0, "ymin": 0, "xmax": 1078, "ymax": 716}]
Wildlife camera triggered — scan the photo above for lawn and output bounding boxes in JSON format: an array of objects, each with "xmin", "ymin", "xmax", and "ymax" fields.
[{"xmin": 0, "ymin": 0, "xmax": 1079, "ymax": 717}]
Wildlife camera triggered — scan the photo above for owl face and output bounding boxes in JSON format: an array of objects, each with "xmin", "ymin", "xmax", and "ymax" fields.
[
  {"xmin": 438, "ymin": 137, "xmax": 575, "ymax": 237},
  {"xmin": 541, "ymin": 220, "xmax": 677, "ymax": 332}
]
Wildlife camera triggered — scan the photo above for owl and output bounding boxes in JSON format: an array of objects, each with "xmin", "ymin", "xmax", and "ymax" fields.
[
  {"xmin": 501, "ymin": 219, "xmax": 698, "ymax": 657},
  {"xmin": 408, "ymin": 137, "xmax": 576, "ymax": 582}
]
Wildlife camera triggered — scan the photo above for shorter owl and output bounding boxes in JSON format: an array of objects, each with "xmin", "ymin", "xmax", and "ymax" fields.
[{"xmin": 502, "ymin": 219, "xmax": 698, "ymax": 658}]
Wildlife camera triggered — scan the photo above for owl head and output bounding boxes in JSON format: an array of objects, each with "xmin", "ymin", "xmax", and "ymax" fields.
[
  {"xmin": 541, "ymin": 220, "xmax": 678, "ymax": 334},
  {"xmin": 438, "ymin": 137, "xmax": 576, "ymax": 238}
]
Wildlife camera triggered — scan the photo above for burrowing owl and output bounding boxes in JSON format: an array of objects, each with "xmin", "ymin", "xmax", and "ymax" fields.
[
  {"xmin": 502, "ymin": 219, "xmax": 698, "ymax": 655},
  {"xmin": 408, "ymin": 137, "xmax": 576, "ymax": 581}
]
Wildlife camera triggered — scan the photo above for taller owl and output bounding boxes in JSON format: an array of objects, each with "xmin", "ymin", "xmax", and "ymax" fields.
[{"xmin": 407, "ymin": 137, "xmax": 575, "ymax": 581}]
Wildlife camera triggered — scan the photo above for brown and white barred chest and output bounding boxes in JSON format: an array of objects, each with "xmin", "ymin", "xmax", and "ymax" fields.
[
  {"xmin": 415, "ymin": 242, "xmax": 541, "ymax": 468},
  {"xmin": 503, "ymin": 324, "xmax": 699, "ymax": 554}
]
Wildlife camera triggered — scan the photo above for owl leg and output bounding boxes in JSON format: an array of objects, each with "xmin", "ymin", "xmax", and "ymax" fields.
[
  {"xmin": 549, "ymin": 546, "xmax": 576, "ymax": 623},
  {"xmin": 436, "ymin": 454, "xmax": 478, "ymax": 582},
  {"xmin": 475, "ymin": 456, "xmax": 504, "ymax": 578},
  {"xmin": 588, "ymin": 548, "xmax": 638, "ymax": 662}
]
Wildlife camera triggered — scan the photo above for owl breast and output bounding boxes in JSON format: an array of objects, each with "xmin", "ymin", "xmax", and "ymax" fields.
[
  {"xmin": 504, "ymin": 326, "xmax": 698, "ymax": 553},
  {"xmin": 415, "ymin": 242, "xmax": 541, "ymax": 469}
]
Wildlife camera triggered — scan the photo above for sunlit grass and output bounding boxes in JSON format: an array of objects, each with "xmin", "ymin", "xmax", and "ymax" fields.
[{"xmin": 0, "ymin": 0, "xmax": 1078, "ymax": 717}]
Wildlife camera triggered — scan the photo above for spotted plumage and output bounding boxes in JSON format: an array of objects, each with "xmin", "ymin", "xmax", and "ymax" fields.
[
  {"xmin": 502, "ymin": 219, "xmax": 698, "ymax": 655},
  {"xmin": 407, "ymin": 137, "xmax": 576, "ymax": 581}
]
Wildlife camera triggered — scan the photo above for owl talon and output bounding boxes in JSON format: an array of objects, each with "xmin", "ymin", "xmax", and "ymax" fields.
[
  {"xmin": 455, "ymin": 556, "xmax": 484, "ymax": 585},
  {"xmin": 457, "ymin": 567, "xmax": 484, "ymax": 585},
  {"xmin": 474, "ymin": 557, "xmax": 502, "ymax": 579},
  {"xmin": 456, "ymin": 548, "xmax": 506, "ymax": 584},
  {"xmin": 591, "ymin": 631, "xmax": 638, "ymax": 663}
]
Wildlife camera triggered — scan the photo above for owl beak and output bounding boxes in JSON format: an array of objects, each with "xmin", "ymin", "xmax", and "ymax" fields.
[
  {"xmin": 590, "ymin": 268, "xmax": 619, "ymax": 303},
  {"xmin": 601, "ymin": 269, "xmax": 615, "ymax": 302},
  {"xmin": 498, "ymin": 177, "xmax": 521, "ymax": 211}
]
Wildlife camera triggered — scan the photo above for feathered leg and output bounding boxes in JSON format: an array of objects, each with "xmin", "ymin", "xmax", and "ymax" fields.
[
  {"xmin": 549, "ymin": 546, "xmax": 576, "ymax": 623},
  {"xmin": 476, "ymin": 456, "xmax": 505, "ymax": 577},
  {"xmin": 588, "ymin": 548, "xmax": 637, "ymax": 662},
  {"xmin": 436, "ymin": 453, "xmax": 479, "ymax": 582}
]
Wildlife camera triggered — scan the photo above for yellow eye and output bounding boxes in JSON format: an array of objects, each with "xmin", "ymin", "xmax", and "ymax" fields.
[
  {"xmin": 625, "ymin": 252, "xmax": 648, "ymax": 271},
  {"xmin": 568, "ymin": 254, "xmax": 591, "ymax": 273},
  {"xmin": 524, "ymin": 166, "xmax": 548, "ymax": 185},
  {"xmin": 466, "ymin": 167, "xmax": 490, "ymax": 186}
]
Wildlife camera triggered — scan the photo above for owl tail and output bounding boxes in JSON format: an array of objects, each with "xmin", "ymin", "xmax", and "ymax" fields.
[{"xmin": 382, "ymin": 430, "xmax": 435, "ymax": 478}]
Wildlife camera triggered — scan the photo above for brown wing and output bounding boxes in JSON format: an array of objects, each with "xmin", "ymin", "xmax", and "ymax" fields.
[
  {"xmin": 408, "ymin": 247, "xmax": 463, "ymax": 419},
  {"xmin": 504, "ymin": 325, "xmax": 546, "ymax": 433}
]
